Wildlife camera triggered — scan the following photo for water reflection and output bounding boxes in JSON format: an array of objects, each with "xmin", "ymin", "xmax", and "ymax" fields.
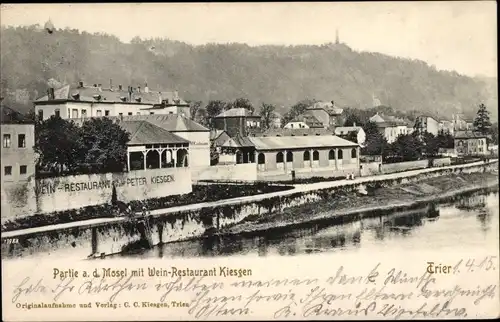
[{"xmin": 128, "ymin": 191, "xmax": 498, "ymax": 259}]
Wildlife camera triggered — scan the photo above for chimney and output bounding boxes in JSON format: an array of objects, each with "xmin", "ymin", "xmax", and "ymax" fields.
[
  {"xmin": 144, "ymin": 83, "xmax": 149, "ymax": 93},
  {"xmin": 47, "ymin": 88, "xmax": 55, "ymax": 100},
  {"xmin": 138, "ymin": 86, "xmax": 141, "ymax": 93},
  {"xmin": 353, "ymin": 122, "xmax": 356, "ymax": 127},
  {"xmin": 174, "ymin": 90, "xmax": 179, "ymax": 100},
  {"xmin": 78, "ymin": 81, "xmax": 83, "ymax": 88},
  {"xmin": 331, "ymin": 100, "xmax": 335, "ymax": 106},
  {"xmin": 158, "ymin": 92, "xmax": 162, "ymax": 104},
  {"xmin": 109, "ymin": 79, "xmax": 113, "ymax": 90},
  {"xmin": 98, "ymin": 84, "xmax": 102, "ymax": 92},
  {"xmin": 93, "ymin": 84, "xmax": 97, "ymax": 87},
  {"xmin": 118, "ymin": 84, "xmax": 123, "ymax": 91}
]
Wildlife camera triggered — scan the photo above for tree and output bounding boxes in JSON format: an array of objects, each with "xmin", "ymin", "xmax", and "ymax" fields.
[
  {"xmin": 422, "ymin": 132, "xmax": 439, "ymax": 157},
  {"xmin": 435, "ymin": 130, "xmax": 454, "ymax": 149},
  {"xmin": 188, "ymin": 100, "xmax": 202, "ymax": 121},
  {"xmin": 361, "ymin": 121, "xmax": 388, "ymax": 156},
  {"xmin": 80, "ymin": 118, "xmax": 130, "ymax": 173},
  {"xmin": 491, "ymin": 122, "xmax": 498, "ymax": 145},
  {"xmin": 35, "ymin": 115, "xmax": 84, "ymax": 173},
  {"xmin": 231, "ymin": 98, "xmax": 254, "ymax": 114},
  {"xmin": 344, "ymin": 114, "xmax": 363, "ymax": 127},
  {"xmin": 282, "ymin": 99, "xmax": 316, "ymax": 125},
  {"xmin": 259, "ymin": 103, "xmax": 276, "ymax": 129},
  {"xmin": 389, "ymin": 133, "xmax": 423, "ymax": 161},
  {"xmin": 473, "ymin": 103, "xmax": 492, "ymax": 135},
  {"xmin": 205, "ymin": 100, "xmax": 227, "ymax": 119},
  {"xmin": 194, "ymin": 107, "xmax": 209, "ymax": 126}
]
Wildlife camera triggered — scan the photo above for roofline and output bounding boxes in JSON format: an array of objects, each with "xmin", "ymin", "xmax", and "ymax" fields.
[
  {"xmin": 169, "ymin": 129, "xmax": 210, "ymax": 132},
  {"xmin": 213, "ymin": 115, "xmax": 260, "ymax": 118},
  {"xmin": 254, "ymin": 144, "xmax": 358, "ymax": 151},
  {"xmin": 34, "ymin": 99, "xmax": 165, "ymax": 106}
]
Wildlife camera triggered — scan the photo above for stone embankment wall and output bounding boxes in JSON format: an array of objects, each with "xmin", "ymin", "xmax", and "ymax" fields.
[
  {"xmin": 1, "ymin": 160, "xmax": 496, "ymax": 260},
  {"xmin": 1, "ymin": 168, "xmax": 192, "ymax": 223}
]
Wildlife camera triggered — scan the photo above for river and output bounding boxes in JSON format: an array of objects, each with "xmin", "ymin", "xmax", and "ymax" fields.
[{"xmin": 121, "ymin": 190, "xmax": 499, "ymax": 259}]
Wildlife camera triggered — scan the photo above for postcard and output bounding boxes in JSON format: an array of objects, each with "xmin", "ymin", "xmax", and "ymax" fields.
[{"xmin": 1, "ymin": 2, "xmax": 499, "ymax": 321}]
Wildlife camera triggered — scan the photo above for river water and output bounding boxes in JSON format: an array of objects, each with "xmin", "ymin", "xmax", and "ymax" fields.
[{"xmin": 124, "ymin": 191, "xmax": 499, "ymax": 259}]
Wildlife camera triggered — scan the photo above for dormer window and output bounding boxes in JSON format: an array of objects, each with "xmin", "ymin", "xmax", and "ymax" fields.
[
  {"xmin": 120, "ymin": 96, "xmax": 127, "ymax": 102},
  {"xmin": 93, "ymin": 94, "xmax": 101, "ymax": 101},
  {"xmin": 71, "ymin": 92, "xmax": 80, "ymax": 100},
  {"xmin": 135, "ymin": 97, "xmax": 142, "ymax": 103}
]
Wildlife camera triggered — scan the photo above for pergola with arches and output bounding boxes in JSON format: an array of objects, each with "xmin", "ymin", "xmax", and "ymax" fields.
[{"xmin": 128, "ymin": 143, "xmax": 190, "ymax": 171}]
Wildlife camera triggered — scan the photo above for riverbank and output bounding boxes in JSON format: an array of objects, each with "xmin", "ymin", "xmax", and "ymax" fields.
[{"xmin": 220, "ymin": 172, "xmax": 499, "ymax": 236}]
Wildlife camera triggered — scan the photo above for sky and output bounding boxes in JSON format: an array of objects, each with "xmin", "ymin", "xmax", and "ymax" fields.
[{"xmin": 0, "ymin": 2, "xmax": 497, "ymax": 78}]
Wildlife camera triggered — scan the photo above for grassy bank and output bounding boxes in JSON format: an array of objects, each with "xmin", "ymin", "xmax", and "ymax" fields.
[
  {"xmin": 221, "ymin": 173, "xmax": 499, "ymax": 236},
  {"xmin": 1, "ymin": 183, "xmax": 293, "ymax": 233}
]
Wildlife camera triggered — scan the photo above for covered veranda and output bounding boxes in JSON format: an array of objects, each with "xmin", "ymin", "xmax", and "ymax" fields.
[{"xmin": 118, "ymin": 120, "xmax": 190, "ymax": 171}]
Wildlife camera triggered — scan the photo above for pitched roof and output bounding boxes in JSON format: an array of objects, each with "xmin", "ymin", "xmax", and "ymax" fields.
[
  {"xmin": 221, "ymin": 135, "xmax": 255, "ymax": 148},
  {"xmin": 247, "ymin": 135, "xmax": 358, "ymax": 151},
  {"xmin": 454, "ymin": 131, "xmax": 490, "ymax": 139},
  {"xmin": 35, "ymin": 84, "xmax": 188, "ymax": 106},
  {"xmin": 370, "ymin": 113, "xmax": 407, "ymax": 127},
  {"xmin": 72, "ymin": 114, "xmax": 209, "ymax": 132},
  {"xmin": 308, "ymin": 101, "xmax": 344, "ymax": 115},
  {"xmin": 290, "ymin": 114, "xmax": 324, "ymax": 128},
  {"xmin": 1, "ymin": 104, "xmax": 31, "ymax": 124},
  {"xmin": 117, "ymin": 121, "xmax": 188, "ymax": 146},
  {"xmin": 210, "ymin": 129, "xmax": 226, "ymax": 140},
  {"xmin": 215, "ymin": 108, "xmax": 257, "ymax": 118},
  {"xmin": 334, "ymin": 126, "xmax": 363, "ymax": 135},
  {"xmin": 260, "ymin": 128, "xmax": 333, "ymax": 137}
]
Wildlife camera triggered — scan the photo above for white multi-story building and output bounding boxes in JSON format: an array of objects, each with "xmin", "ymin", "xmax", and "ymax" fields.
[
  {"xmin": 369, "ymin": 113, "xmax": 409, "ymax": 143},
  {"xmin": 34, "ymin": 81, "xmax": 190, "ymax": 121}
]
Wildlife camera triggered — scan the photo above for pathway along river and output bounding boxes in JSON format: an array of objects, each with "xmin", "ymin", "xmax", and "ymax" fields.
[{"xmin": 118, "ymin": 190, "xmax": 499, "ymax": 259}]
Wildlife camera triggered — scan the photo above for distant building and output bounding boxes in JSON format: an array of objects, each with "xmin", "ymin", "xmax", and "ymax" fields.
[
  {"xmin": 452, "ymin": 114, "xmax": 474, "ymax": 131},
  {"xmin": 304, "ymin": 101, "xmax": 344, "ymax": 128},
  {"xmin": 283, "ymin": 114, "xmax": 324, "ymax": 129},
  {"xmin": 270, "ymin": 112, "xmax": 282, "ymax": 128},
  {"xmin": 438, "ymin": 120, "xmax": 455, "ymax": 135},
  {"xmin": 454, "ymin": 131, "xmax": 490, "ymax": 157},
  {"xmin": 34, "ymin": 81, "xmax": 190, "ymax": 121},
  {"xmin": 211, "ymin": 108, "xmax": 261, "ymax": 138},
  {"xmin": 334, "ymin": 125, "xmax": 366, "ymax": 147},
  {"xmin": 1, "ymin": 104, "xmax": 36, "ymax": 184},
  {"xmin": 369, "ymin": 113, "xmax": 408, "ymax": 143},
  {"xmin": 415, "ymin": 115, "xmax": 439, "ymax": 136}
]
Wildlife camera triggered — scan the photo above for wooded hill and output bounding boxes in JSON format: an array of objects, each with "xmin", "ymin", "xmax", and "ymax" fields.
[{"xmin": 1, "ymin": 25, "xmax": 497, "ymax": 121}]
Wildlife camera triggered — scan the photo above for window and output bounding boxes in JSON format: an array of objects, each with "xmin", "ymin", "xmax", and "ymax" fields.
[
  {"xmin": 276, "ymin": 152, "xmax": 284, "ymax": 163},
  {"xmin": 150, "ymin": 112, "xmax": 155, "ymax": 115},
  {"xmin": 67, "ymin": 108, "xmax": 70, "ymax": 117},
  {"xmin": 81, "ymin": 109, "xmax": 87, "ymax": 118},
  {"xmin": 38, "ymin": 110, "xmax": 44, "ymax": 120},
  {"xmin": 128, "ymin": 112, "xmax": 133, "ymax": 116},
  {"xmin": 20, "ymin": 165, "xmax": 27, "ymax": 175},
  {"xmin": 258, "ymin": 153, "xmax": 265, "ymax": 164},
  {"xmin": 169, "ymin": 112, "xmax": 173, "ymax": 114},
  {"xmin": 55, "ymin": 109, "xmax": 60, "ymax": 117},
  {"xmin": 96, "ymin": 110, "xmax": 102, "ymax": 117},
  {"xmin": 303, "ymin": 150, "xmax": 310, "ymax": 161},
  {"xmin": 71, "ymin": 109, "xmax": 79, "ymax": 118},
  {"xmin": 119, "ymin": 113, "xmax": 123, "ymax": 117},
  {"xmin": 313, "ymin": 150, "xmax": 319, "ymax": 161},
  {"xmin": 4, "ymin": 166, "xmax": 12, "ymax": 176},
  {"xmin": 18, "ymin": 134, "xmax": 26, "ymax": 148},
  {"xmin": 3, "ymin": 134, "xmax": 11, "ymax": 148},
  {"xmin": 290, "ymin": 124, "xmax": 294, "ymax": 128},
  {"xmin": 351, "ymin": 148, "xmax": 357, "ymax": 158},
  {"xmin": 328, "ymin": 150, "xmax": 335, "ymax": 160},
  {"xmin": 338, "ymin": 149, "xmax": 343, "ymax": 159},
  {"xmin": 286, "ymin": 151, "xmax": 293, "ymax": 162},
  {"xmin": 105, "ymin": 110, "xmax": 110, "ymax": 116}
]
